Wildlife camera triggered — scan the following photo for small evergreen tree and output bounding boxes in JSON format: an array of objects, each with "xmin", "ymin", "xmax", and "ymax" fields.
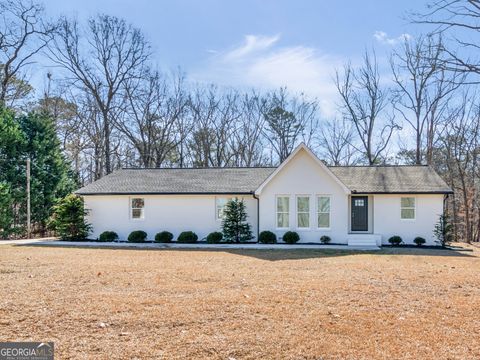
[
  {"xmin": 433, "ymin": 214, "xmax": 453, "ymax": 247},
  {"xmin": 221, "ymin": 198, "xmax": 253, "ymax": 243},
  {"xmin": 49, "ymin": 194, "xmax": 91, "ymax": 241}
]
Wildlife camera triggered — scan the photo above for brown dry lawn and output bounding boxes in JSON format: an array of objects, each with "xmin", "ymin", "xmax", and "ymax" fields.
[{"xmin": 0, "ymin": 244, "xmax": 479, "ymax": 359}]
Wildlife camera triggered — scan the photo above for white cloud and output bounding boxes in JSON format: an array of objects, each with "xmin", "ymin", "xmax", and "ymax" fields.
[
  {"xmin": 224, "ymin": 34, "xmax": 280, "ymax": 61},
  {"xmin": 374, "ymin": 31, "xmax": 411, "ymax": 46},
  {"xmin": 191, "ymin": 34, "xmax": 342, "ymax": 117}
]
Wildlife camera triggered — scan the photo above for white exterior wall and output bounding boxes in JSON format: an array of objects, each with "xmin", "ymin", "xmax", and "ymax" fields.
[
  {"xmin": 258, "ymin": 149, "xmax": 349, "ymax": 243},
  {"xmin": 373, "ymin": 194, "xmax": 444, "ymax": 245},
  {"xmin": 84, "ymin": 194, "xmax": 258, "ymax": 241}
]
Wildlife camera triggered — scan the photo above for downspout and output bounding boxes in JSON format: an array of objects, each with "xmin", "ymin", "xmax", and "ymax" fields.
[{"xmin": 252, "ymin": 192, "xmax": 260, "ymax": 242}]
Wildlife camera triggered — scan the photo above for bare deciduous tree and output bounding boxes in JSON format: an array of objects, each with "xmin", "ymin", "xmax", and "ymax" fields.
[
  {"xmin": 336, "ymin": 51, "xmax": 400, "ymax": 165},
  {"xmin": 115, "ymin": 69, "xmax": 190, "ymax": 167},
  {"xmin": 319, "ymin": 117, "xmax": 357, "ymax": 166},
  {"xmin": 0, "ymin": 0, "xmax": 54, "ymax": 106},
  {"xmin": 48, "ymin": 14, "xmax": 150, "ymax": 175},
  {"xmin": 391, "ymin": 34, "xmax": 463, "ymax": 164}
]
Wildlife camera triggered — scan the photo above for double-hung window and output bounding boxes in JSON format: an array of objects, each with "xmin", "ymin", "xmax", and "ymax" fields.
[
  {"xmin": 296, "ymin": 196, "xmax": 310, "ymax": 228},
  {"xmin": 401, "ymin": 197, "xmax": 415, "ymax": 220},
  {"xmin": 276, "ymin": 196, "xmax": 290, "ymax": 228},
  {"xmin": 317, "ymin": 196, "xmax": 331, "ymax": 229},
  {"xmin": 131, "ymin": 198, "xmax": 145, "ymax": 219}
]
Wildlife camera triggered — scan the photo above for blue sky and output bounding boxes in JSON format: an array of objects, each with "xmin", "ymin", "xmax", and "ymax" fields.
[{"xmin": 40, "ymin": 0, "xmax": 429, "ymax": 115}]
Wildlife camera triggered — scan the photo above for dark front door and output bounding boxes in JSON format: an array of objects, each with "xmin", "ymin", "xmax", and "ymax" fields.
[{"xmin": 351, "ymin": 196, "xmax": 368, "ymax": 232}]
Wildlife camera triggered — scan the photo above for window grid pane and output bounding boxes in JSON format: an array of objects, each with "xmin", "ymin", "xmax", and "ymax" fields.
[
  {"xmin": 297, "ymin": 213, "xmax": 309, "ymax": 228},
  {"xmin": 277, "ymin": 197, "xmax": 290, "ymax": 228},
  {"xmin": 401, "ymin": 197, "xmax": 415, "ymax": 208},
  {"xmin": 131, "ymin": 198, "xmax": 144, "ymax": 209},
  {"xmin": 277, "ymin": 197, "xmax": 289, "ymax": 212},
  {"xmin": 277, "ymin": 213, "xmax": 289, "ymax": 228},
  {"xmin": 318, "ymin": 213, "xmax": 330, "ymax": 228},
  {"xmin": 317, "ymin": 196, "xmax": 331, "ymax": 228},
  {"xmin": 132, "ymin": 208, "xmax": 143, "ymax": 219}
]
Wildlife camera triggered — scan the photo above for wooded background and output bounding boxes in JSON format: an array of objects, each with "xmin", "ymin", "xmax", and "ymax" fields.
[{"xmin": 0, "ymin": 0, "xmax": 478, "ymax": 242}]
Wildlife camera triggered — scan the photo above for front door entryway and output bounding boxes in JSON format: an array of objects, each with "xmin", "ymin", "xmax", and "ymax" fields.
[{"xmin": 351, "ymin": 196, "xmax": 368, "ymax": 232}]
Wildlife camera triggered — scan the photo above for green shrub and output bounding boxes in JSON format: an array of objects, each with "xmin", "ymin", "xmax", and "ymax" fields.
[
  {"xmin": 98, "ymin": 231, "xmax": 118, "ymax": 242},
  {"xmin": 320, "ymin": 235, "xmax": 331, "ymax": 244},
  {"xmin": 155, "ymin": 231, "xmax": 173, "ymax": 243},
  {"xmin": 283, "ymin": 231, "xmax": 300, "ymax": 244},
  {"xmin": 388, "ymin": 235, "xmax": 403, "ymax": 246},
  {"xmin": 177, "ymin": 231, "xmax": 198, "ymax": 243},
  {"xmin": 413, "ymin": 237, "xmax": 426, "ymax": 246},
  {"xmin": 128, "ymin": 230, "xmax": 147, "ymax": 243},
  {"xmin": 49, "ymin": 194, "xmax": 92, "ymax": 241},
  {"xmin": 206, "ymin": 231, "xmax": 223, "ymax": 243},
  {"xmin": 258, "ymin": 231, "xmax": 277, "ymax": 244}
]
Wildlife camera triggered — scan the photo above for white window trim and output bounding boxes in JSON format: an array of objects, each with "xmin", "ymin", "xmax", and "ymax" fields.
[
  {"xmin": 296, "ymin": 195, "xmax": 311, "ymax": 229},
  {"xmin": 275, "ymin": 195, "xmax": 290, "ymax": 230},
  {"xmin": 316, "ymin": 194, "xmax": 332, "ymax": 230},
  {"xmin": 400, "ymin": 196, "xmax": 416, "ymax": 221},
  {"xmin": 130, "ymin": 197, "xmax": 145, "ymax": 221}
]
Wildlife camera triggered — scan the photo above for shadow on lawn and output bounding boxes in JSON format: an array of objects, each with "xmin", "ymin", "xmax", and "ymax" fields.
[
  {"xmin": 220, "ymin": 247, "xmax": 476, "ymax": 261},
  {"xmin": 21, "ymin": 243, "xmax": 476, "ymax": 261}
]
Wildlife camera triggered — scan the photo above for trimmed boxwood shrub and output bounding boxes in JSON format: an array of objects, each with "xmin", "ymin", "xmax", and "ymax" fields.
[
  {"xmin": 320, "ymin": 235, "xmax": 331, "ymax": 244},
  {"xmin": 206, "ymin": 231, "xmax": 223, "ymax": 243},
  {"xmin": 388, "ymin": 235, "xmax": 403, "ymax": 246},
  {"xmin": 128, "ymin": 230, "xmax": 147, "ymax": 243},
  {"xmin": 414, "ymin": 237, "xmax": 426, "ymax": 246},
  {"xmin": 155, "ymin": 231, "xmax": 173, "ymax": 243},
  {"xmin": 283, "ymin": 231, "xmax": 300, "ymax": 244},
  {"xmin": 258, "ymin": 231, "xmax": 277, "ymax": 244},
  {"xmin": 177, "ymin": 231, "xmax": 198, "ymax": 243},
  {"xmin": 98, "ymin": 231, "xmax": 118, "ymax": 242}
]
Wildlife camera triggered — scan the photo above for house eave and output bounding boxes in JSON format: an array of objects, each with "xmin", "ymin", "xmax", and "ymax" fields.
[
  {"xmin": 76, "ymin": 191, "xmax": 256, "ymax": 196},
  {"xmin": 350, "ymin": 190, "xmax": 454, "ymax": 195}
]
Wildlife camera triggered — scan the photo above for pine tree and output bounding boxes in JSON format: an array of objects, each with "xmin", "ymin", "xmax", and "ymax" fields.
[
  {"xmin": 49, "ymin": 194, "xmax": 91, "ymax": 241},
  {"xmin": 433, "ymin": 214, "xmax": 453, "ymax": 247},
  {"xmin": 19, "ymin": 111, "xmax": 77, "ymax": 234},
  {"xmin": 221, "ymin": 198, "xmax": 253, "ymax": 243},
  {"xmin": 0, "ymin": 106, "xmax": 26, "ymax": 236}
]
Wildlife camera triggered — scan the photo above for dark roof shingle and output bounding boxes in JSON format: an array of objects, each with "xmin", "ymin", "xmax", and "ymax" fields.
[
  {"xmin": 76, "ymin": 167, "xmax": 275, "ymax": 195},
  {"xmin": 329, "ymin": 165, "xmax": 452, "ymax": 193},
  {"xmin": 76, "ymin": 165, "xmax": 452, "ymax": 195}
]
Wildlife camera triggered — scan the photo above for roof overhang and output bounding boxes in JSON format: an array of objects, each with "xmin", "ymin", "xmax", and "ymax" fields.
[
  {"xmin": 77, "ymin": 191, "xmax": 256, "ymax": 196},
  {"xmin": 350, "ymin": 191, "xmax": 454, "ymax": 195}
]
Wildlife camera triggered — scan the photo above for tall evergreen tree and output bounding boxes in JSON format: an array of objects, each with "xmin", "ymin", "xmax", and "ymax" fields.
[
  {"xmin": 0, "ymin": 106, "xmax": 26, "ymax": 236},
  {"xmin": 18, "ymin": 111, "xmax": 77, "ymax": 234},
  {"xmin": 221, "ymin": 198, "xmax": 253, "ymax": 243}
]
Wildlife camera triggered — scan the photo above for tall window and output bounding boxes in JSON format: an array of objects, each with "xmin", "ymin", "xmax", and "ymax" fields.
[
  {"xmin": 131, "ymin": 198, "xmax": 145, "ymax": 219},
  {"xmin": 276, "ymin": 196, "xmax": 289, "ymax": 228},
  {"xmin": 401, "ymin": 197, "xmax": 415, "ymax": 219},
  {"xmin": 317, "ymin": 196, "xmax": 331, "ymax": 228},
  {"xmin": 297, "ymin": 196, "xmax": 310, "ymax": 228},
  {"xmin": 216, "ymin": 197, "xmax": 233, "ymax": 220}
]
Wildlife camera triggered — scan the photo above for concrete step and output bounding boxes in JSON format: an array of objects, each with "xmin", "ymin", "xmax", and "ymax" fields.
[{"xmin": 348, "ymin": 235, "xmax": 381, "ymax": 247}]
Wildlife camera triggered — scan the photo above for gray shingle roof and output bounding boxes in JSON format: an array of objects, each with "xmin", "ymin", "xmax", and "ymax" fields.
[
  {"xmin": 76, "ymin": 165, "xmax": 452, "ymax": 195},
  {"xmin": 76, "ymin": 167, "xmax": 276, "ymax": 195},
  {"xmin": 329, "ymin": 165, "xmax": 452, "ymax": 194}
]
